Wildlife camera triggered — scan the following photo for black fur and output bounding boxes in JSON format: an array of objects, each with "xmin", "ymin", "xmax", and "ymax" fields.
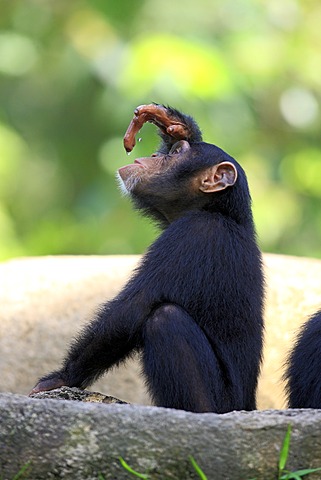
[
  {"xmin": 33, "ymin": 106, "xmax": 265, "ymax": 413},
  {"xmin": 285, "ymin": 310, "xmax": 321, "ymax": 408},
  {"xmin": 157, "ymin": 105, "xmax": 203, "ymax": 154}
]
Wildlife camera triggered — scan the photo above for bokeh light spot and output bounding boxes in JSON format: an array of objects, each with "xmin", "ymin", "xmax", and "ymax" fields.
[
  {"xmin": 0, "ymin": 32, "xmax": 38, "ymax": 76},
  {"xmin": 280, "ymin": 87, "xmax": 319, "ymax": 128},
  {"xmin": 119, "ymin": 34, "xmax": 233, "ymax": 99}
]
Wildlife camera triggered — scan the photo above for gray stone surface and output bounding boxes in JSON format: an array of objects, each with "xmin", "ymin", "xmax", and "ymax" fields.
[
  {"xmin": 29, "ymin": 386, "xmax": 128, "ymax": 404},
  {"xmin": 1, "ymin": 254, "xmax": 321, "ymax": 409},
  {"xmin": 1, "ymin": 393, "xmax": 321, "ymax": 480}
]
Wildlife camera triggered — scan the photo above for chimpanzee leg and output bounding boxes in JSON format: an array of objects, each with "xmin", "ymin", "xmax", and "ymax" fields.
[{"xmin": 142, "ymin": 304, "xmax": 230, "ymax": 413}]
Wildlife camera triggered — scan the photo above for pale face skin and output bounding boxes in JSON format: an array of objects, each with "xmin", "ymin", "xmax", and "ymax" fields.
[{"xmin": 117, "ymin": 140, "xmax": 191, "ymax": 195}]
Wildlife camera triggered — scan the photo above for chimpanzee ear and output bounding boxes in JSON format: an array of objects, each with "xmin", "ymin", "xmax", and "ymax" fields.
[{"xmin": 199, "ymin": 161, "xmax": 238, "ymax": 193}]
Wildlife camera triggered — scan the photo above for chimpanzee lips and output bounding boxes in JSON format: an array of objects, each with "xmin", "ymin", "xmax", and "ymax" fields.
[{"xmin": 118, "ymin": 159, "xmax": 144, "ymax": 173}]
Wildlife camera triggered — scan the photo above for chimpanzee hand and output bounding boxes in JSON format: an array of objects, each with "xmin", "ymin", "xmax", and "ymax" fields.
[{"xmin": 29, "ymin": 374, "xmax": 66, "ymax": 395}]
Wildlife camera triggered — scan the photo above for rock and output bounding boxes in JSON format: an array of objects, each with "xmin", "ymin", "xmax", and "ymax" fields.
[
  {"xmin": 1, "ymin": 254, "xmax": 321, "ymax": 409},
  {"xmin": 260, "ymin": 254, "xmax": 321, "ymax": 408},
  {"xmin": 0, "ymin": 255, "xmax": 148, "ymax": 405},
  {"xmin": 29, "ymin": 386, "xmax": 128, "ymax": 404},
  {"xmin": 1, "ymin": 392, "xmax": 321, "ymax": 480}
]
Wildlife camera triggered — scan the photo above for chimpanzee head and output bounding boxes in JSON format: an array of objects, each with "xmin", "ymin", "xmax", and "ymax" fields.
[{"xmin": 117, "ymin": 139, "xmax": 251, "ymax": 227}]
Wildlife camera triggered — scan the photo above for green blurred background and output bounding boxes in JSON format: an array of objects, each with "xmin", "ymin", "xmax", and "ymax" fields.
[{"xmin": 0, "ymin": 0, "xmax": 320, "ymax": 261}]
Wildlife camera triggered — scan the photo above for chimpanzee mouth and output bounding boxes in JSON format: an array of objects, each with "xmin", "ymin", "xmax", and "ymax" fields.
[{"xmin": 118, "ymin": 159, "xmax": 145, "ymax": 175}]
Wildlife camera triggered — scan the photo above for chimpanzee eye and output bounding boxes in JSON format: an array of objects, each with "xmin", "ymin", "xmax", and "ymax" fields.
[{"xmin": 170, "ymin": 142, "xmax": 183, "ymax": 155}]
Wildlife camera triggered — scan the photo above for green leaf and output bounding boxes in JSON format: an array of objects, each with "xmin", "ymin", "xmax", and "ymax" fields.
[
  {"xmin": 280, "ymin": 466, "xmax": 321, "ymax": 479},
  {"xmin": 280, "ymin": 473, "xmax": 301, "ymax": 480},
  {"xmin": 189, "ymin": 456, "xmax": 207, "ymax": 480},
  {"xmin": 119, "ymin": 457, "xmax": 149, "ymax": 479},
  {"xmin": 12, "ymin": 462, "xmax": 32, "ymax": 480},
  {"xmin": 291, "ymin": 468, "xmax": 321, "ymax": 477},
  {"xmin": 279, "ymin": 425, "xmax": 292, "ymax": 472}
]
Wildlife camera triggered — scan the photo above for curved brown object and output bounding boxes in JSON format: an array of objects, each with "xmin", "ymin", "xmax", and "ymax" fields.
[{"xmin": 123, "ymin": 104, "xmax": 190, "ymax": 152}]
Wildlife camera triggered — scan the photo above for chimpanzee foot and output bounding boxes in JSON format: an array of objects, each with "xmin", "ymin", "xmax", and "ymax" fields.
[{"xmin": 123, "ymin": 104, "xmax": 190, "ymax": 152}]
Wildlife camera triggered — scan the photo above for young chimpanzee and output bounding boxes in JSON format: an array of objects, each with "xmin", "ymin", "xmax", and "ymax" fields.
[
  {"xmin": 30, "ymin": 104, "xmax": 265, "ymax": 413},
  {"xmin": 285, "ymin": 309, "xmax": 321, "ymax": 408}
]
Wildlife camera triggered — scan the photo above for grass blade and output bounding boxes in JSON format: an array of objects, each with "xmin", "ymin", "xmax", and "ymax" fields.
[
  {"xmin": 119, "ymin": 457, "xmax": 149, "ymax": 479},
  {"xmin": 12, "ymin": 462, "xmax": 31, "ymax": 480},
  {"xmin": 189, "ymin": 456, "xmax": 207, "ymax": 480},
  {"xmin": 279, "ymin": 425, "xmax": 292, "ymax": 472},
  {"xmin": 288, "ymin": 467, "xmax": 321, "ymax": 477}
]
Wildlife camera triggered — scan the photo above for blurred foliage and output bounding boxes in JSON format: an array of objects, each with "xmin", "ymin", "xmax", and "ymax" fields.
[{"xmin": 0, "ymin": 0, "xmax": 320, "ymax": 261}]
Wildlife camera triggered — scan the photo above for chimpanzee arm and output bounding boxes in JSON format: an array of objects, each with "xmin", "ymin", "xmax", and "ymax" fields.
[
  {"xmin": 30, "ymin": 292, "xmax": 152, "ymax": 394},
  {"xmin": 123, "ymin": 103, "xmax": 202, "ymax": 154},
  {"xmin": 30, "ymin": 214, "xmax": 208, "ymax": 394}
]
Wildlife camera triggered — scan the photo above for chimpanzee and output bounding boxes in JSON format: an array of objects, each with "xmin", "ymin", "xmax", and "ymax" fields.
[
  {"xmin": 285, "ymin": 309, "xmax": 321, "ymax": 408},
  {"xmin": 30, "ymin": 104, "xmax": 265, "ymax": 413}
]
